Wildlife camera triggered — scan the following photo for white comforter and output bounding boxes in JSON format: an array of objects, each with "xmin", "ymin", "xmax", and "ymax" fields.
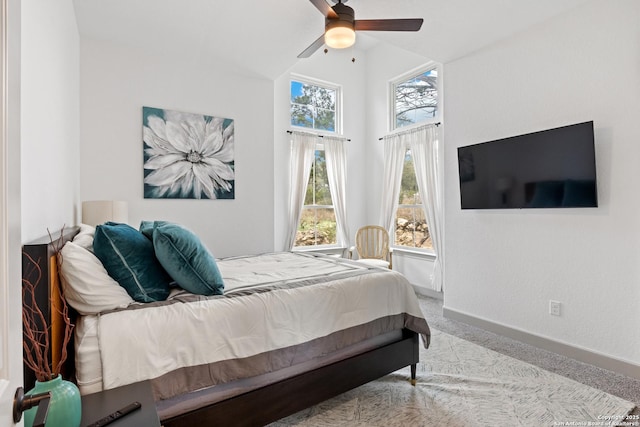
[{"xmin": 83, "ymin": 252, "xmax": 428, "ymax": 394}]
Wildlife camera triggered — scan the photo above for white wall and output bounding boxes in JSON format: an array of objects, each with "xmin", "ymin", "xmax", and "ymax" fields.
[
  {"xmin": 274, "ymin": 47, "xmax": 368, "ymax": 251},
  {"xmin": 79, "ymin": 34, "xmax": 440, "ymax": 284},
  {"xmin": 21, "ymin": 0, "xmax": 80, "ymax": 242},
  {"xmin": 273, "ymin": 44, "xmax": 440, "ymax": 294},
  {"xmin": 364, "ymin": 43, "xmax": 438, "ymax": 291},
  {"xmin": 444, "ymin": 0, "xmax": 640, "ymax": 365},
  {"xmin": 79, "ymin": 38, "xmax": 274, "ymax": 258}
]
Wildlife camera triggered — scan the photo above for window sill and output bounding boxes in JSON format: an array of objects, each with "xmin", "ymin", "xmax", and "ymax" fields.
[
  {"xmin": 391, "ymin": 247, "xmax": 436, "ymax": 259},
  {"xmin": 292, "ymin": 246, "xmax": 346, "ymax": 254}
]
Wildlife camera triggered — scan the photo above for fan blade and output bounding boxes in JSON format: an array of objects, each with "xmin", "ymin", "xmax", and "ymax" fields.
[
  {"xmin": 355, "ymin": 18, "xmax": 424, "ymax": 32},
  {"xmin": 308, "ymin": 0, "xmax": 338, "ymax": 19},
  {"xmin": 298, "ymin": 34, "xmax": 326, "ymax": 58}
]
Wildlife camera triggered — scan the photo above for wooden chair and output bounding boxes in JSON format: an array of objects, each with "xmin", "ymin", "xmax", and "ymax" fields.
[{"xmin": 349, "ymin": 225, "xmax": 393, "ymax": 269}]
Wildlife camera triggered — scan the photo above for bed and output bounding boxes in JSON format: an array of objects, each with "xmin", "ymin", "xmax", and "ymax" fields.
[{"xmin": 23, "ymin": 223, "xmax": 431, "ymax": 426}]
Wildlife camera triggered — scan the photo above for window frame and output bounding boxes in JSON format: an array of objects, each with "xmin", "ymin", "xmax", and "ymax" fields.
[
  {"xmin": 388, "ymin": 62, "xmax": 442, "ymax": 255},
  {"xmin": 290, "ymin": 74, "xmax": 343, "ymax": 250},
  {"xmin": 290, "ymin": 74, "xmax": 343, "ymax": 135},
  {"xmin": 293, "ymin": 142, "xmax": 342, "ymax": 250},
  {"xmin": 388, "ymin": 62, "xmax": 441, "ymax": 133}
]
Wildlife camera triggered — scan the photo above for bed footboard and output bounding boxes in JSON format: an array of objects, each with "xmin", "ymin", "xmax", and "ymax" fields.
[{"xmin": 162, "ymin": 329, "xmax": 419, "ymax": 427}]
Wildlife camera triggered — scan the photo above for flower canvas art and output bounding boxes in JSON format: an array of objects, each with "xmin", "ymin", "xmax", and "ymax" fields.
[{"xmin": 143, "ymin": 106, "xmax": 235, "ymax": 199}]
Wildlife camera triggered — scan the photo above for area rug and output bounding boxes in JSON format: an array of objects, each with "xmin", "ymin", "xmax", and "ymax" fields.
[{"xmin": 270, "ymin": 329, "xmax": 636, "ymax": 426}]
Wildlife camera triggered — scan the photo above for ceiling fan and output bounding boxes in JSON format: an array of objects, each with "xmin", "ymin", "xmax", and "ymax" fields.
[{"xmin": 298, "ymin": 0, "xmax": 423, "ymax": 58}]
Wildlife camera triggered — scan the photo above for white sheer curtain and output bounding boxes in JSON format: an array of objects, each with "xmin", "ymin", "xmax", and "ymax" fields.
[
  {"xmin": 285, "ymin": 132, "xmax": 316, "ymax": 250},
  {"xmin": 323, "ymin": 136, "xmax": 350, "ymax": 248},
  {"xmin": 408, "ymin": 125, "xmax": 444, "ymax": 292},
  {"xmin": 379, "ymin": 134, "xmax": 407, "ymax": 236}
]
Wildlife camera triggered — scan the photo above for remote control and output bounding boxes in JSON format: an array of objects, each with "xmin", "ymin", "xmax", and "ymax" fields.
[{"xmin": 86, "ymin": 401, "xmax": 142, "ymax": 427}]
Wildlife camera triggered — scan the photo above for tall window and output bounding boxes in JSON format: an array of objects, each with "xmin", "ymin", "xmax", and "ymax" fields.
[
  {"xmin": 295, "ymin": 147, "xmax": 337, "ymax": 247},
  {"xmin": 392, "ymin": 66, "xmax": 438, "ymax": 130},
  {"xmin": 290, "ymin": 78, "xmax": 339, "ymax": 133},
  {"xmin": 395, "ymin": 148, "xmax": 432, "ymax": 250}
]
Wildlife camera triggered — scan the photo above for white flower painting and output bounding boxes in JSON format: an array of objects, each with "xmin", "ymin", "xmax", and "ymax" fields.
[{"xmin": 143, "ymin": 107, "xmax": 235, "ymax": 199}]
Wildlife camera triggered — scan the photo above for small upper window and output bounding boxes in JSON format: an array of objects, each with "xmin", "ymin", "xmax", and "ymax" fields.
[
  {"xmin": 392, "ymin": 66, "xmax": 438, "ymax": 130},
  {"xmin": 290, "ymin": 78, "xmax": 339, "ymax": 133}
]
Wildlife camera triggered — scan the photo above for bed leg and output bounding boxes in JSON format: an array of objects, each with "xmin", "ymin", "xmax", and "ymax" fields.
[{"xmin": 410, "ymin": 364, "xmax": 417, "ymax": 386}]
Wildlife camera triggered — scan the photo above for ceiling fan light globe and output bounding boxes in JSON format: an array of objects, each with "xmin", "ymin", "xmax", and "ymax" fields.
[{"xmin": 325, "ymin": 25, "xmax": 356, "ymax": 49}]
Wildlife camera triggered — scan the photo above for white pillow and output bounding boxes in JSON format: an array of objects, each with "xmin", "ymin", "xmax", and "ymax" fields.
[
  {"xmin": 73, "ymin": 223, "xmax": 96, "ymax": 252},
  {"xmin": 59, "ymin": 240, "xmax": 134, "ymax": 315}
]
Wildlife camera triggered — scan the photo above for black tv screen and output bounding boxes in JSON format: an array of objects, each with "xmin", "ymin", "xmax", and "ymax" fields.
[{"xmin": 457, "ymin": 121, "xmax": 597, "ymax": 209}]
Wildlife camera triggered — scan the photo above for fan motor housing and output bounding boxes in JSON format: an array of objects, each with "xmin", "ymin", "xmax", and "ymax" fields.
[{"xmin": 326, "ymin": 2, "xmax": 355, "ymax": 27}]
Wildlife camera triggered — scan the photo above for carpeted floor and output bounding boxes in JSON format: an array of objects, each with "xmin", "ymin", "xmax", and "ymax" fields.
[
  {"xmin": 418, "ymin": 296, "xmax": 640, "ymax": 419},
  {"xmin": 269, "ymin": 296, "xmax": 639, "ymax": 426}
]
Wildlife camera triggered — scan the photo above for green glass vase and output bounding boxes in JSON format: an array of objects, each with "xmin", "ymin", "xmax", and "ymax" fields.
[{"xmin": 24, "ymin": 375, "xmax": 82, "ymax": 427}]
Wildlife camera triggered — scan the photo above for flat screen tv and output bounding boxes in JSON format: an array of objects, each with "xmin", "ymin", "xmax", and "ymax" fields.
[{"xmin": 457, "ymin": 121, "xmax": 597, "ymax": 209}]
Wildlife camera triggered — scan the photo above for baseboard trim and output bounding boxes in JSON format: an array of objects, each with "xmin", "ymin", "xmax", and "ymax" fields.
[
  {"xmin": 412, "ymin": 285, "xmax": 443, "ymax": 300},
  {"xmin": 442, "ymin": 306, "xmax": 640, "ymax": 381}
]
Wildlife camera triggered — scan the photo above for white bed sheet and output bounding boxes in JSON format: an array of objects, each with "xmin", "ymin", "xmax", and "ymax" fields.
[{"xmin": 75, "ymin": 252, "xmax": 429, "ymax": 397}]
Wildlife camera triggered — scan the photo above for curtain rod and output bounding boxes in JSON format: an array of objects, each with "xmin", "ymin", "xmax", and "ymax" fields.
[
  {"xmin": 286, "ymin": 130, "xmax": 350, "ymax": 142},
  {"xmin": 378, "ymin": 122, "xmax": 441, "ymax": 141}
]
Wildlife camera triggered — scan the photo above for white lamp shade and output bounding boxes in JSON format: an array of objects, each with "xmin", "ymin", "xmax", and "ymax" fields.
[
  {"xmin": 325, "ymin": 24, "xmax": 356, "ymax": 49},
  {"xmin": 82, "ymin": 200, "xmax": 128, "ymax": 227}
]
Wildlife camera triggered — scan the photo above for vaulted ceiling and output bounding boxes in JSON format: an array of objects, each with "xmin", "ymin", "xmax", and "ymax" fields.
[{"xmin": 73, "ymin": 0, "xmax": 590, "ymax": 79}]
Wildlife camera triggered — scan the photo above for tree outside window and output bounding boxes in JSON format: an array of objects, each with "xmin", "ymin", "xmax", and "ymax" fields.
[
  {"xmin": 295, "ymin": 148, "xmax": 337, "ymax": 247},
  {"xmin": 393, "ymin": 68, "xmax": 437, "ymax": 130},
  {"xmin": 291, "ymin": 80, "xmax": 337, "ymax": 132},
  {"xmin": 395, "ymin": 148, "xmax": 432, "ymax": 249}
]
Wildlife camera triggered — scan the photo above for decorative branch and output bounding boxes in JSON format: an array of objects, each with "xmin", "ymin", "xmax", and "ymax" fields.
[
  {"xmin": 22, "ymin": 251, "xmax": 52, "ymax": 381},
  {"xmin": 50, "ymin": 228, "xmax": 75, "ymax": 377},
  {"xmin": 22, "ymin": 226, "xmax": 75, "ymax": 382}
]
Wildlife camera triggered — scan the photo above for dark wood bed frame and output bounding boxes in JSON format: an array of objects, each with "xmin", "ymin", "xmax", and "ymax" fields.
[
  {"xmin": 23, "ymin": 227, "xmax": 420, "ymax": 427},
  {"xmin": 163, "ymin": 330, "xmax": 418, "ymax": 427}
]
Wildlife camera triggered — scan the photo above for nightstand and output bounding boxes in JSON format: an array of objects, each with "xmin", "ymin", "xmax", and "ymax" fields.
[{"xmin": 80, "ymin": 380, "xmax": 160, "ymax": 426}]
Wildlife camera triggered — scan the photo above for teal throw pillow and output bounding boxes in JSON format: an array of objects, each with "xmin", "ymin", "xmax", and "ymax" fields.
[
  {"xmin": 140, "ymin": 221, "xmax": 224, "ymax": 296},
  {"xmin": 93, "ymin": 222, "xmax": 172, "ymax": 302}
]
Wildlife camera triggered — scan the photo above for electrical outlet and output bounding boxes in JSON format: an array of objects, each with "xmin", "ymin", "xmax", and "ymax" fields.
[{"xmin": 549, "ymin": 300, "xmax": 561, "ymax": 316}]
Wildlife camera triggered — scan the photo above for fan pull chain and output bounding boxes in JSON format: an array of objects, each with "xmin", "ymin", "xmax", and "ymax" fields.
[{"xmin": 321, "ymin": 46, "xmax": 356, "ymax": 63}]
